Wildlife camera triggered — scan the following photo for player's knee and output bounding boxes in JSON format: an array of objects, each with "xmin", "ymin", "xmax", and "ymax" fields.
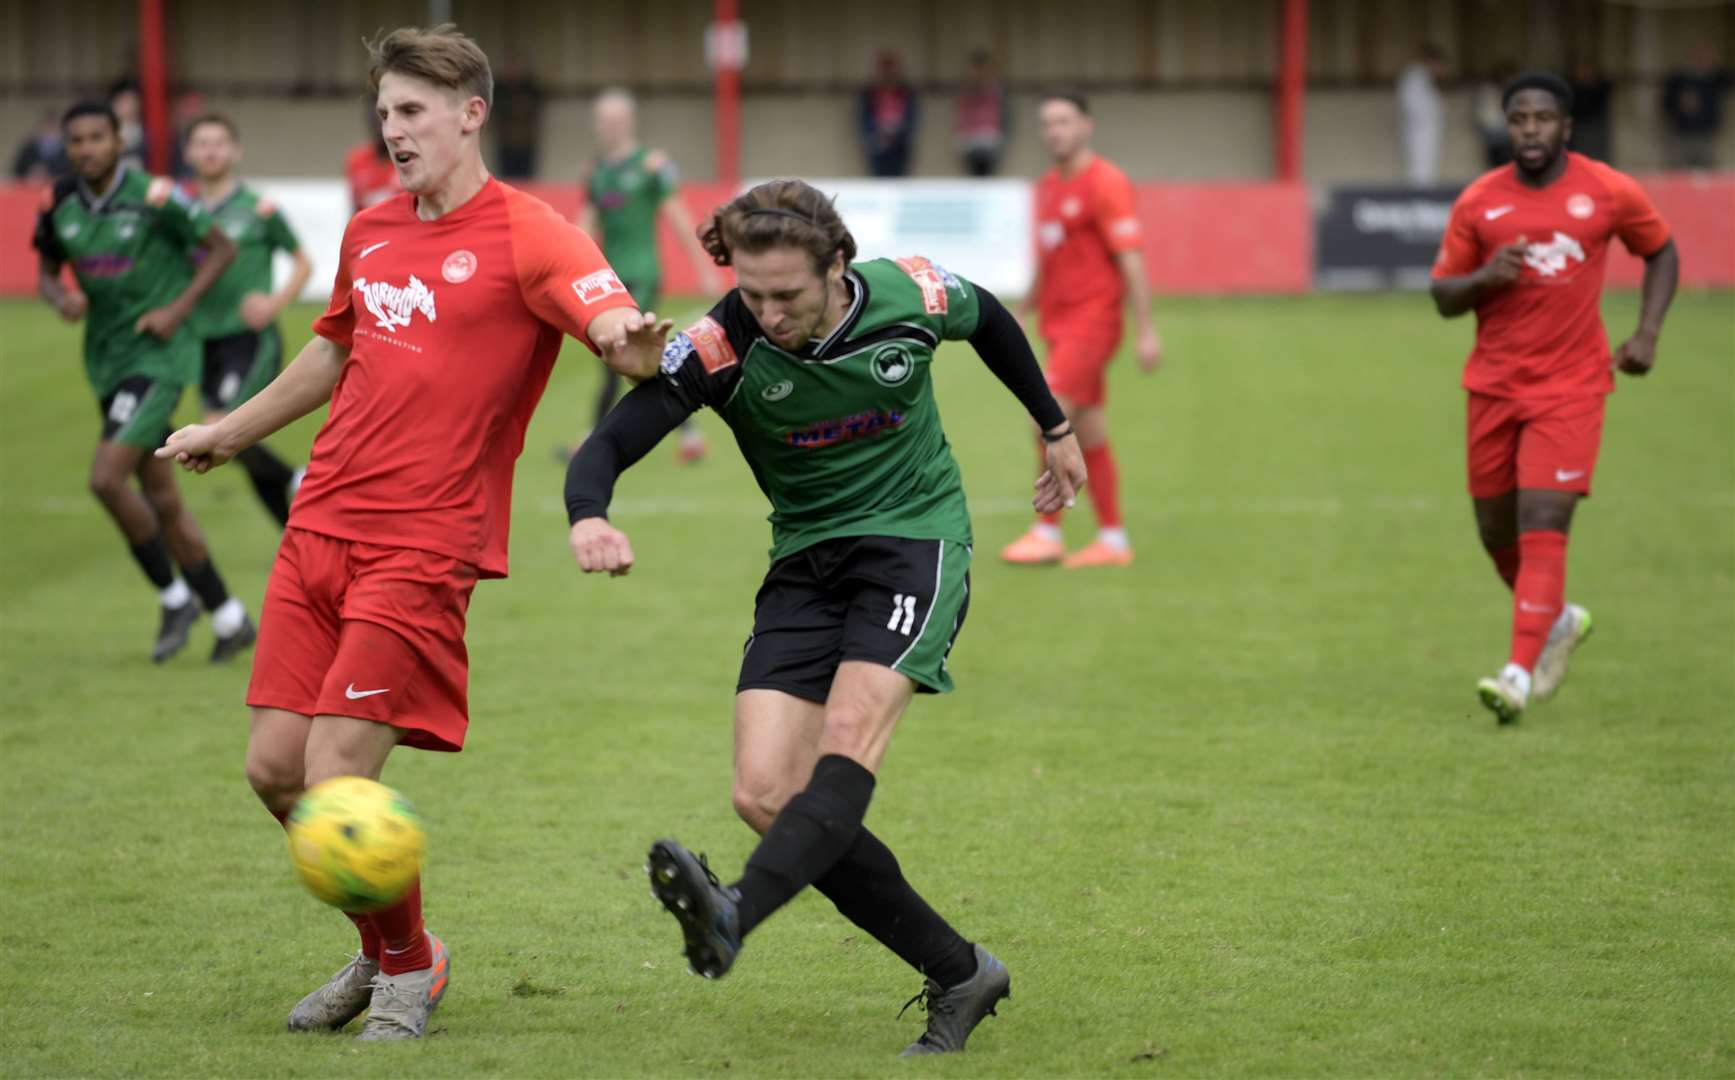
[
  {"xmin": 244, "ymin": 749, "xmax": 304, "ymax": 814},
  {"xmin": 730, "ymin": 781, "xmax": 784, "ymax": 834},
  {"xmin": 819, "ymin": 702, "xmax": 880, "ymax": 760},
  {"xmin": 87, "ymin": 468, "xmax": 128, "ymax": 505}
]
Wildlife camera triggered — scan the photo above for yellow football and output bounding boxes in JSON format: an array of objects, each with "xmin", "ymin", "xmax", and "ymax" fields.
[{"xmin": 285, "ymin": 776, "xmax": 425, "ymax": 913}]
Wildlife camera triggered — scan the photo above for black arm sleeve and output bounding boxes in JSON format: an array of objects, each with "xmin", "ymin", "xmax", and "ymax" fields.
[
  {"xmin": 563, "ymin": 376, "xmax": 696, "ymax": 524},
  {"xmin": 967, "ymin": 286, "xmax": 1067, "ymax": 431}
]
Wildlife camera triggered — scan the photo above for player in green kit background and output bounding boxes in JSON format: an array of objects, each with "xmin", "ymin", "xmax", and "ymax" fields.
[
  {"xmin": 564, "ymin": 180, "xmax": 1087, "ymax": 1055},
  {"xmin": 184, "ymin": 113, "xmax": 313, "ymax": 527},
  {"xmin": 560, "ymin": 88, "xmax": 720, "ymax": 463},
  {"xmin": 33, "ymin": 101, "xmax": 257, "ymax": 663}
]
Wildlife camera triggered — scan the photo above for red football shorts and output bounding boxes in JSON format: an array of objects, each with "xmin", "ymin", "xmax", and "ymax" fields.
[
  {"xmin": 1041, "ymin": 324, "xmax": 1122, "ymax": 407},
  {"xmin": 247, "ymin": 528, "xmax": 479, "ymax": 752},
  {"xmin": 1466, "ymin": 393, "xmax": 1606, "ymax": 500}
]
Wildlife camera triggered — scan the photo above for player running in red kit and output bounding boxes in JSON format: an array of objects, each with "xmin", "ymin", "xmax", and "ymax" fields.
[
  {"xmin": 1430, "ymin": 72, "xmax": 1678, "ymax": 724},
  {"xmin": 159, "ymin": 25, "xmax": 667, "ymax": 1039},
  {"xmin": 1001, "ymin": 91, "xmax": 1162, "ymax": 569}
]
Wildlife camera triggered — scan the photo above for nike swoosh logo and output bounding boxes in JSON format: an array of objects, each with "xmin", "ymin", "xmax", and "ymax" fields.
[
  {"xmin": 1555, "ymin": 469, "xmax": 1585, "ymax": 482},
  {"xmin": 1485, "ymin": 206, "xmax": 1516, "ymax": 220},
  {"xmin": 344, "ymin": 684, "xmax": 390, "ymax": 699},
  {"xmin": 359, "ymin": 240, "xmax": 391, "ymax": 259}
]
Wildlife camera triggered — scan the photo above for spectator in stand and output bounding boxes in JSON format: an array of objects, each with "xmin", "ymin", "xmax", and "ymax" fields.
[
  {"xmin": 110, "ymin": 78, "xmax": 146, "ymax": 169},
  {"xmin": 859, "ymin": 51, "xmax": 918, "ymax": 177},
  {"xmin": 1567, "ymin": 61, "xmax": 1614, "ymax": 163},
  {"xmin": 1474, "ymin": 61, "xmax": 1518, "ymax": 168},
  {"xmin": 955, "ymin": 49, "xmax": 1009, "ymax": 177},
  {"xmin": 344, "ymin": 103, "xmax": 400, "ymax": 214},
  {"xmin": 491, "ymin": 57, "xmax": 544, "ymax": 179},
  {"xmin": 1661, "ymin": 44, "xmax": 1731, "ymax": 170},
  {"xmin": 1397, "ymin": 42, "xmax": 1447, "ymax": 185},
  {"xmin": 11, "ymin": 108, "xmax": 67, "ymax": 180}
]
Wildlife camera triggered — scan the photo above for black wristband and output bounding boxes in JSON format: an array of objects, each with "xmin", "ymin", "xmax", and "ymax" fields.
[{"xmin": 1040, "ymin": 424, "xmax": 1074, "ymax": 444}]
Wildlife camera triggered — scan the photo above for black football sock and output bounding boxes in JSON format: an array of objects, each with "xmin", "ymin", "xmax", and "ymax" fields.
[
  {"xmin": 179, "ymin": 556, "xmax": 232, "ymax": 611},
  {"xmin": 731, "ymin": 753, "xmax": 876, "ymax": 936},
  {"xmin": 236, "ymin": 444, "xmax": 295, "ymax": 526},
  {"xmin": 593, "ymin": 367, "xmax": 623, "ymax": 430},
  {"xmin": 813, "ymin": 828, "xmax": 978, "ymax": 987},
  {"xmin": 128, "ymin": 533, "xmax": 177, "ymax": 591}
]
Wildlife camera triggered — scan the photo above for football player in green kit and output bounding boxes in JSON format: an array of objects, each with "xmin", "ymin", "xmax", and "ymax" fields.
[
  {"xmin": 565, "ymin": 179, "xmax": 1087, "ymax": 1056},
  {"xmin": 33, "ymin": 101, "xmax": 256, "ymax": 663},
  {"xmin": 561, "ymin": 87, "xmax": 720, "ymax": 462},
  {"xmin": 184, "ymin": 113, "xmax": 313, "ymax": 527}
]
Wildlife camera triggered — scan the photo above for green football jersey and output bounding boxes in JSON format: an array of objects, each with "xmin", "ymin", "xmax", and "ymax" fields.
[
  {"xmin": 659, "ymin": 256, "xmax": 983, "ymax": 561},
  {"xmin": 31, "ymin": 164, "xmax": 207, "ymax": 395},
  {"xmin": 585, "ymin": 147, "xmax": 674, "ymax": 297},
  {"xmin": 191, "ymin": 183, "xmax": 300, "ymax": 339}
]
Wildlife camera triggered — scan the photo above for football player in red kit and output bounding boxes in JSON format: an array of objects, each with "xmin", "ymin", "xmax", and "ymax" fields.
[{"xmin": 1430, "ymin": 72, "xmax": 1678, "ymax": 724}]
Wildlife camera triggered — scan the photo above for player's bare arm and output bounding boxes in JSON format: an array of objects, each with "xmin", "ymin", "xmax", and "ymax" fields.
[
  {"xmin": 242, "ymin": 246, "xmax": 314, "ymax": 332},
  {"xmin": 662, "ymin": 192, "xmax": 724, "ymax": 294},
  {"xmin": 587, "ymin": 307, "xmax": 675, "ymax": 381},
  {"xmin": 35, "ymin": 257, "xmax": 85, "ymax": 322},
  {"xmin": 158, "ymin": 335, "xmax": 347, "ymax": 472},
  {"xmin": 1615, "ymin": 238, "xmax": 1679, "ymax": 377},
  {"xmin": 1115, "ymin": 248, "xmax": 1163, "ymax": 373},
  {"xmin": 1431, "ymin": 236, "xmax": 1527, "ymax": 318},
  {"xmin": 137, "ymin": 223, "xmax": 237, "ymax": 340},
  {"xmin": 564, "ymin": 376, "xmax": 695, "ymax": 575}
]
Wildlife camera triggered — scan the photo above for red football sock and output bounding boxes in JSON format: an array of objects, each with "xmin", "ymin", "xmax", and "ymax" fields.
[
  {"xmin": 372, "ymin": 878, "xmax": 431, "ymax": 975},
  {"xmin": 1082, "ymin": 444, "xmax": 1121, "ymax": 529},
  {"xmin": 1509, "ymin": 530, "xmax": 1567, "ymax": 672},
  {"xmin": 1488, "ymin": 543, "xmax": 1520, "ymax": 590},
  {"xmin": 269, "ymin": 804, "xmax": 382, "ymax": 959}
]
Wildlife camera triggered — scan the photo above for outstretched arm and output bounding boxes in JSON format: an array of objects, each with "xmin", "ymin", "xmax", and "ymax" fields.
[
  {"xmin": 967, "ymin": 286, "xmax": 1086, "ymax": 513},
  {"xmin": 564, "ymin": 376, "xmax": 696, "ymax": 575},
  {"xmin": 157, "ymin": 334, "xmax": 346, "ymax": 472}
]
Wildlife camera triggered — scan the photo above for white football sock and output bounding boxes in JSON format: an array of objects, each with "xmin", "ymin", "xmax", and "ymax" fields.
[
  {"xmin": 160, "ymin": 579, "xmax": 192, "ymax": 609},
  {"xmin": 1500, "ymin": 662, "xmax": 1532, "ymax": 700},
  {"xmin": 212, "ymin": 597, "xmax": 247, "ymax": 637},
  {"xmin": 1097, "ymin": 527, "xmax": 1129, "ymax": 551},
  {"xmin": 1032, "ymin": 522, "xmax": 1062, "ymax": 543}
]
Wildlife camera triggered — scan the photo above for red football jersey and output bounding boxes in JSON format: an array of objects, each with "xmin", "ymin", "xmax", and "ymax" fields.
[
  {"xmin": 1034, "ymin": 155, "xmax": 1144, "ymax": 335},
  {"xmin": 345, "ymin": 143, "xmax": 401, "ymax": 214},
  {"xmin": 296, "ymin": 180, "xmax": 636, "ymax": 578},
  {"xmin": 1432, "ymin": 153, "xmax": 1671, "ymax": 399}
]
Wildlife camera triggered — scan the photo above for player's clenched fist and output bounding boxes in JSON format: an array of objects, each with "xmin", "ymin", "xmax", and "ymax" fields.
[
  {"xmin": 156, "ymin": 422, "xmax": 233, "ymax": 473},
  {"xmin": 569, "ymin": 517, "xmax": 635, "ymax": 576},
  {"xmin": 1481, "ymin": 236, "xmax": 1528, "ymax": 287}
]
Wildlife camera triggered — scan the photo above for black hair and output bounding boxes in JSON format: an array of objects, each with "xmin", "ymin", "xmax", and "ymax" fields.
[
  {"xmin": 1502, "ymin": 71, "xmax": 1574, "ymax": 115},
  {"xmin": 1040, "ymin": 91, "xmax": 1090, "ymax": 115},
  {"xmin": 62, "ymin": 100, "xmax": 120, "ymax": 133}
]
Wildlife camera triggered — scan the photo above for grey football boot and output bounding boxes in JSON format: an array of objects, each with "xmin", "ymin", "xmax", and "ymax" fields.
[
  {"xmin": 286, "ymin": 951, "xmax": 379, "ymax": 1032},
  {"xmin": 899, "ymin": 944, "xmax": 1011, "ymax": 1056},
  {"xmin": 357, "ymin": 933, "xmax": 451, "ymax": 1041}
]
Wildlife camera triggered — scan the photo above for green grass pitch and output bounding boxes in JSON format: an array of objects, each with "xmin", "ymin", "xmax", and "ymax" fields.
[{"xmin": 1, "ymin": 291, "xmax": 1730, "ymax": 1077}]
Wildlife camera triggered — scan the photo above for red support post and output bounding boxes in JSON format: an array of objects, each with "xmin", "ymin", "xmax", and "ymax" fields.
[
  {"xmin": 713, "ymin": 0, "xmax": 742, "ymax": 188},
  {"xmin": 1274, "ymin": 0, "xmax": 1307, "ymax": 182},
  {"xmin": 139, "ymin": 0, "xmax": 173, "ymax": 175}
]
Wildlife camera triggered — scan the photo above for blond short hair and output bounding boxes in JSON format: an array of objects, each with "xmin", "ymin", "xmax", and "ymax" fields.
[{"xmin": 367, "ymin": 24, "xmax": 493, "ymax": 110}]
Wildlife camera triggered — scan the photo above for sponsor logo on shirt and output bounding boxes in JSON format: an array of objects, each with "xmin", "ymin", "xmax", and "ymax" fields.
[
  {"xmin": 1038, "ymin": 221, "xmax": 1065, "ymax": 251},
  {"xmin": 1522, "ymin": 231, "xmax": 1586, "ymax": 278},
  {"xmin": 869, "ymin": 344, "xmax": 916, "ymax": 387},
  {"xmin": 1485, "ymin": 204, "xmax": 1516, "ymax": 220},
  {"xmin": 787, "ymin": 409, "xmax": 907, "ymax": 449},
  {"xmin": 685, "ymin": 316, "xmax": 739, "ymax": 373},
  {"xmin": 660, "ymin": 332, "xmax": 696, "ymax": 375},
  {"xmin": 1060, "ymin": 196, "xmax": 1083, "ymax": 218},
  {"xmin": 441, "ymin": 249, "xmax": 477, "ymax": 284},
  {"xmin": 894, "ymin": 256, "xmax": 950, "ymax": 315},
  {"xmin": 573, "ymin": 268, "xmax": 627, "ymax": 305},
  {"xmin": 354, "ymin": 274, "xmax": 437, "ymax": 332},
  {"xmin": 1566, "ymin": 193, "xmax": 1595, "ymax": 220}
]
